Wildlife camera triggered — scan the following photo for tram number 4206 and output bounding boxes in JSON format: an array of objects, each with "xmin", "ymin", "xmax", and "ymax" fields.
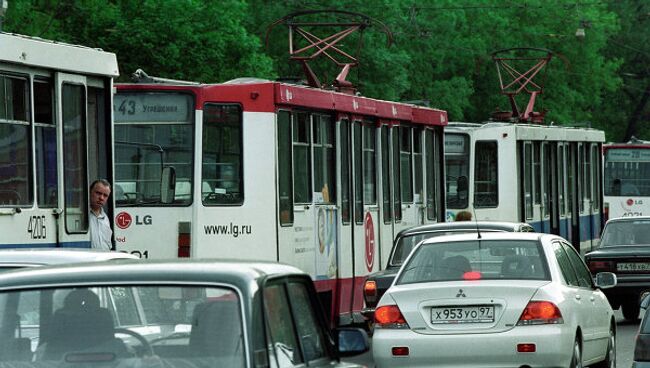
[{"xmin": 27, "ymin": 215, "xmax": 47, "ymax": 239}]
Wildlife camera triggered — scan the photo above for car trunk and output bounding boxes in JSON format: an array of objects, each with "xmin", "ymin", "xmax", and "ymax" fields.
[{"xmin": 387, "ymin": 279, "xmax": 550, "ymax": 335}]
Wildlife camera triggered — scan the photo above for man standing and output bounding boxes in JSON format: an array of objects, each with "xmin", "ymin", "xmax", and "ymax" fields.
[{"xmin": 89, "ymin": 179, "xmax": 112, "ymax": 250}]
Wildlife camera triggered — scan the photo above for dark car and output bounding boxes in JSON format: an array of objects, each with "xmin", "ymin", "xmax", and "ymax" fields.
[
  {"xmin": 633, "ymin": 293, "xmax": 650, "ymax": 367},
  {"xmin": 585, "ymin": 216, "xmax": 650, "ymax": 321},
  {"xmin": 361, "ymin": 221, "xmax": 534, "ymax": 321},
  {"xmin": 0, "ymin": 259, "xmax": 368, "ymax": 367}
]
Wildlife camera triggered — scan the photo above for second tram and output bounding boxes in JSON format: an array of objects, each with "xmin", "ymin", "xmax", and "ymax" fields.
[
  {"xmin": 0, "ymin": 32, "xmax": 118, "ymax": 248},
  {"xmin": 445, "ymin": 122, "xmax": 605, "ymax": 253},
  {"xmin": 112, "ymin": 77, "xmax": 447, "ymax": 325},
  {"xmin": 603, "ymin": 140, "xmax": 650, "ymax": 219}
]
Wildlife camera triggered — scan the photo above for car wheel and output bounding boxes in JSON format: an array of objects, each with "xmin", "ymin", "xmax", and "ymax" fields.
[
  {"xmin": 570, "ymin": 339, "xmax": 583, "ymax": 368},
  {"xmin": 592, "ymin": 326, "xmax": 616, "ymax": 368},
  {"xmin": 622, "ymin": 301, "xmax": 640, "ymax": 321}
]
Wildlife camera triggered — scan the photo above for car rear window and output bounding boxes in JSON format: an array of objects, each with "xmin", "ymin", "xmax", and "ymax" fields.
[
  {"xmin": 601, "ymin": 220, "xmax": 650, "ymax": 246},
  {"xmin": 0, "ymin": 285, "xmax": 245, "ymax": 366},
  {"xmin": 397, "ymin": 239, "xmax": 550, "ymax": 284}
]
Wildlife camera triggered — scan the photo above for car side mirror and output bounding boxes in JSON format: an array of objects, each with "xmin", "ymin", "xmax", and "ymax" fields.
[
  {"xmin": 640, "ymin": 292, "xmax": 650, "ymax": 309},
  {"xmin": 336, "ymin": 327, "xmax": 369, "ymax": 357},
  {"xmin": 594, "ymin": 272, "xmax": 617, "ymax": 289}
]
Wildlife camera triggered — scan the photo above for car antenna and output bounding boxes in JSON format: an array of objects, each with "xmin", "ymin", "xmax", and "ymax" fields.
[{"xmin": 472, "ymin": 207, "xmax": 482, "ymax": 239}]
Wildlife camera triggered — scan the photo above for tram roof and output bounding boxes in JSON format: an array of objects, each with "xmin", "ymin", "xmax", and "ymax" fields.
[
  {"xmin": 0, "ymin": 32, "xmax": 119, "ymax": 77},
  {"xmin": 116, "ymin": 79, "xmax": 448, "ymax": 126},
  {"xmin": 446, "ymin": 121, "xmax": 605, "ymax": 142}
]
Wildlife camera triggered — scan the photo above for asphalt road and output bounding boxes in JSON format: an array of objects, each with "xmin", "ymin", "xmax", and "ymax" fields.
[{"xmin": 343, "ymin": 307, "xmax": 642, "ymax": 367}]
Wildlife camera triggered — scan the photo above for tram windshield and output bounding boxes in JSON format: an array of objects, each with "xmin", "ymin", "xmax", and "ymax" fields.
[
  {"xmin": 604, "ymin": 148, "xmax": 650, "ymax": 196},
  {"xmin": 114, "ymin": 92, "xmax": 194, "ymax": 206}
]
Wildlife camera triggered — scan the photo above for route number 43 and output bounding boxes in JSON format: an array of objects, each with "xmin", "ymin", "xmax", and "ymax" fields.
[{"xmin": 27, "ymin": 215, "xmax": 47, "ymax": 239}]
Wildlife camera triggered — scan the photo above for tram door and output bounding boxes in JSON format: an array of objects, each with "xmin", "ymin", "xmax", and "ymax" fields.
[
  {"xmin": 378, "ymin": 125, "xmax": 394, "ymax": 269},
  {"xmin": 541, "ymin": 143, "xmax": 557, "ymax": 234},
  {"xmin": 56, "ymin": 73, "xmax": 94, "ymax": 247},
  {"xmin": 557, "ymin": 143, "xmax": 571, "ymax": 242},
  {"xmin": 337, "ymin": 118, "xmax": 354, "ymax": 325}
]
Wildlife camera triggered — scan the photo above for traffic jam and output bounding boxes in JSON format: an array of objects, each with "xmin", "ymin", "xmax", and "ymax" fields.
[{"xmin": 3, "ymin": 7, "xmax": 650, "ymax": 368}]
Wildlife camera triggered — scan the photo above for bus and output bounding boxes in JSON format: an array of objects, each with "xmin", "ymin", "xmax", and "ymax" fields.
[
  {"xmin": 603, "ymin": 140, "xmax": 650, "ymax": 219},
  {"xmin": 445, "ymin": 121, "xmax": 605, "ymax": 254},
  {"xmin": 0, "ymin": 32, "xmax": 118, "ymax": 248},
  {"xmin": 112, "ymin": 77, "xmax": 448, "ymax": 325}
]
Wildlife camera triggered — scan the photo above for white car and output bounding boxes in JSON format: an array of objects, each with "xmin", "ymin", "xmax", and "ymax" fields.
[{"xmin": 372, "ymin": 232, "xmax": 617, "ymax": 368}]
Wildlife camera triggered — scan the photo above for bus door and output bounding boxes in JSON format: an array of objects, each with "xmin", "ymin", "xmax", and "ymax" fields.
[{"xmin": 56, "ymin": 73, "xmax": 94, "ymax": 248}]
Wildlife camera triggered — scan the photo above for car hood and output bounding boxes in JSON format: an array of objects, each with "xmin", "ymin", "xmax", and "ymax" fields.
[{"xmin": 587, "ymin": 245, "xmax": 650, "ymax": 258}]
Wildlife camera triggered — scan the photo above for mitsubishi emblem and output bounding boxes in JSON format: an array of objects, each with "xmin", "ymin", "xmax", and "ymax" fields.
[{"xmin": 456, "ymin": 289, "xmax": 466, "ymax": 298}]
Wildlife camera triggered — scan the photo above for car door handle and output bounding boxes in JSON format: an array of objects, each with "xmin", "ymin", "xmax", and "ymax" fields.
[
  {"xmin": 575, "ymin": 294, "xmax": 581, "ymax": 300},
  {"xmin": 590, "ymin": 295, "xmax": 595, "ymax": 302}
]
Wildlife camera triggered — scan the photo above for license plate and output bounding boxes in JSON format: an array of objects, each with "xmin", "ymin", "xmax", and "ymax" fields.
[
  {"xmin": 431, "ymin": 305, "xmax": 494, "ymax": 324},
  {"xmin": 617, "ymin": 262, "xmax": 650, "ymax": 272}
]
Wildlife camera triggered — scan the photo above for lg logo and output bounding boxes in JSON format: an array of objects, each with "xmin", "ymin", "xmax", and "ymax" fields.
[{"xmin": 115, "ymin": 212, "xmax": 153, "ymax": 229}]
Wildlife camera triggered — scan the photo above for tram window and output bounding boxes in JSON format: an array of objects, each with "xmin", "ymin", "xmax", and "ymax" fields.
[
  {"xmin": 62, "ymin": 83, "xmax": 88, "ymax": 233},
  {"xmin": 474, "ymin": 141, "xmax": 498, "ymax": 208},
  {"xmin": 278, "ymin": 111, "xmax": 293, "ymax": 225},
  {"xmin": 293, "ymin": 112, "xmax": 312, "ymax": 204},
  {"xmin": 558, "ymin": 145, "xmax": 566, "ymax": 216},
  {"xmin": 313, "ymin": 115, "xmax": 335, "ymax": 203},
  {"xmin": 353, "ymin": 122, "xmax": 363, "ymax": 224},
  {"xmin": 34, "ymin": 79, "xmax": 57, "ymax": 208},
  {"xmin": 340, "ymin": 120, "xmax": 350, "ymax": 224},
  {"xmin": 392, "ymin": 127, "xmax": 402, "ymax": 221},
  {"xmin": 534, "ymin": 142, "xmax": 541, "ymax": 205},
  {"xmin": 114, "ymin": 92, "xmax": 193, "ymax": 206},
  {"xmin": 444, "ymin": 133, "xmax": 469, "ymax": 209},
  {"xmin": 202, "ymin": 104, "xmax": 243, "ymax": 206},
  {"xmin": 542, "ymin": 143, "xmax": 551, "ymax": 218},
  {"xmin": 0, "ymin": 75, "xmax": 32, "ymax": 207},
  {"xmin": 414, "ymin": 129, "xmax": 423, "ymax": 203},
  {"xmin": 381, "ymin": 126, "xmax": 391, "ymax": 224},
  {"xmin": 591, "ymin": 145, "xmax": 600, "ymax": 206},
  {"xmin": 400, "ymin": 126, "xmax": 413, "ymax": 203},
  {"xmin": 87, "ymin": 86, "xmax": 108, "ymax": 196},
  {"xmin": 524, "ymin": 142, "xmax": 533, "ymax": 220},
  {"xmin": 583, "ymin": 144, "xmax": 591, "ymax": 208},
  {"xmin": 363, "ymin": 124, "xmax": 377, "ymax": 205},
  {"xmin": 567, "ymin": 144, "xmax": 575, "ymax": 217},
  {"xmin": 424, "ymin": 129, "xmax": 438, "ymax": 221}
]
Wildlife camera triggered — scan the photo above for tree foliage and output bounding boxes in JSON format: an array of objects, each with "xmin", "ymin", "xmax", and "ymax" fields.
[{"xmin": 4, "ymin": 0, "xmax": 646, "ymax": 140}]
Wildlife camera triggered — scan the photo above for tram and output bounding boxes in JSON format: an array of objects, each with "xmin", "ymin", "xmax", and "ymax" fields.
[
  {"xmin": 112, "ymin": 74, "xmax": 447, "ymax": 325},
  {"xmin": 603, "ymin": 139, "xmax": 650, "ymax": 220},
  {"xmin": 445, "ymin": 121, "xmax": 605, "ymax": 254},
  {"xmin": 0, "ymin": 32, "xmax": 118, "ymax": 248}
]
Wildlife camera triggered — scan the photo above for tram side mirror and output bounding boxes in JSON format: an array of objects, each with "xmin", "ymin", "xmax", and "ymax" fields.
[
  {"xmin": 457, "ymin": 176, "xmax": 468, "ymax": 200},
  {"xmin": 160, "ymin": 166, "xmax": 176, "ymax": 204}
]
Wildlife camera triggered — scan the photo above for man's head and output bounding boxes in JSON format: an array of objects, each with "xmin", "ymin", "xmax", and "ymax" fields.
[{"xmin": 90, "ymin": 179, "xmax": 111, "ymax": 212}]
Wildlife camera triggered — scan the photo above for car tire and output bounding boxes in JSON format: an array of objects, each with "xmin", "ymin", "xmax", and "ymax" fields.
[
  {"xmin": 591, "ymin": 325, "xmax": 616, "ymax": 368},
  {"xmin": 622, "ymin": 301, "xmax": 640, "ymax": 321},
  {"xmin": 570, "ymin": 339, "xmax": 583, "ymax": 368}
]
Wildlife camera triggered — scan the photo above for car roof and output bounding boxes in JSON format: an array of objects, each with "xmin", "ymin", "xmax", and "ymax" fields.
[
  {"xmin": 0, "ymin": 259, "xmax": 308, "ymax": 293},
  {"xmin": 395, "ymin": 221, "xmax": 532, "ymax": 238},
  {"xmin": 0, "ymin": 248, "xmax": 138, "ymax": 267},
  {"xmin": 419, "ymin": 231, "xmax": 550, "ymax": 246},
  {"xmin": 605, "ymin": 216, "xmax": 650, "ymax": 224}
]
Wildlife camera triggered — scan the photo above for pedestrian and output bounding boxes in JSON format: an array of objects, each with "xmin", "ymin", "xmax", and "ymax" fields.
[
  {"xmin": 455, "ymin": 210, "xmax": 472, "ymax": 221},
  {"xmin": 89, "ymin": 179, "xmax": 112, "ymax": 250}
]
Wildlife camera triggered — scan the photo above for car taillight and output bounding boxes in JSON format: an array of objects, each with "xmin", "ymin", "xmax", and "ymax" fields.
[
  {"xmin": 588, "ymin": 260, "xmax": 613, "ymax": 273},
  {"xmin": 517, "ymin": 301, "xmax": 563, "ymax": 325},
  {"xmin": 463, "ymin": 271, "xmax": 482, "ymax": 280},
  {"xmin": 364, "ymin": 280, "xmax": 377, "ymax": 302},
  {"xmin": 375, "ymin": 305, "xmax": 409, "ymax": 329},
  {"xmin": 634, "ymin": 333, "xmax": 650, "ymax": 361}
]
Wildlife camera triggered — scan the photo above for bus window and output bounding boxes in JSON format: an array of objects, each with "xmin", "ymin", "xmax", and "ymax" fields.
[
  {"xmin": 0, "ymin": 74, "xmax": 32, "ymax": 207},
  {"xmin": 604, "ymin": 148, "xmax": 650, "ymax": 197},
  {"xmin": 363, "ymin": 124, "xmax": 376, "ymax": 205},
  {"xmin": 293, "ymin": 112, "xmax": 311, "ymax": 204},
  {"xmin": 278, "ymin": 111, "xmax": 293, "ymax": 225},
  {"xmin": 313, "ymin": 114, "xmax": 335, "ymax": 203},
  {"xmin": 414, "ymin": 128, "xmax": 423, "ymax": 204},
  {"xmin": 114, "ymin": 92, "xmax": 193, "ymax": 206},
  {"xmin": 202, "ymin": 104, "xmax": 243, "ymax": 205},
  {"xmin": 444, "ymin": 133, "xmax": 469, "ymax": 209},
  {"xmin": 62, "ymin": 83, "xmax": 88, "ymax": 233},
  {"xmin": 474, "ymin": 141, "xmax": 498, "ymax": 208},
  {"xmin": 34, "ymin": 79, "xmax": 57, "ymax": 208}
]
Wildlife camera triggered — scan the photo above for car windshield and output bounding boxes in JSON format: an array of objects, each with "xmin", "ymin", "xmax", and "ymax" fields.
[
  {"xmin": 601, "ymin": 219, "xmax": 650, "ymax": 246},
  {"xmin": 397, "ymin": 239, "xmax": 549, "ymax": 284},
  {"xmin": 0, "ymin": 285, "xmax": 245, "ymax": 367}
]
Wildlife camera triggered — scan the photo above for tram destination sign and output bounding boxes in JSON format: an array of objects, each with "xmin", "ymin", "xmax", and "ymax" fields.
[
  {"xmin": 114, "ymin": 93, "xmax": 192, "ymax": 123},
  {"xmin": 607, "ymin": 148, "xmax": 650, "ymax": 162}
]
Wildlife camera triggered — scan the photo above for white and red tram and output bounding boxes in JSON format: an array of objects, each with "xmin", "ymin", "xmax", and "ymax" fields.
[{"xmin": 113, "ymin": 77, "xmax": 447, "ymax": 325}]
